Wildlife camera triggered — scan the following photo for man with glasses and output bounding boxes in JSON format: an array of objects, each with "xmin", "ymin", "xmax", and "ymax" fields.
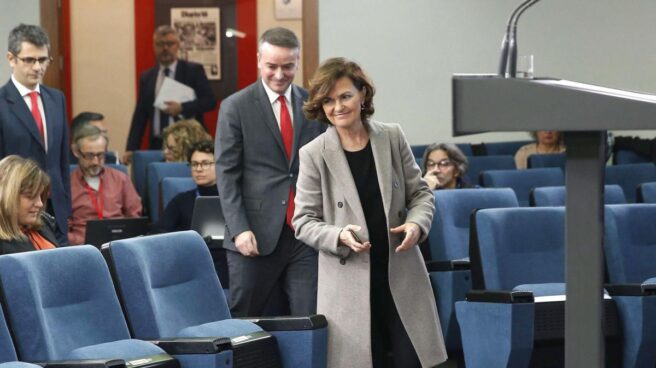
[
  {"xmin": 421, "ymin": 142, "xmax": 473, "ymax": 190},
  {"xmin": 68, "ymin": 125, "xmax": 141, "ymax": 245},
  {"xmin": 69, "ymin": 111, "xmax": 120, "ymax": 164},
  {"xmin": 0, "ymin": 23, "xmax": 71, "ymax": 245},
  {"xmin": 123, "ymin": 25, "xmax": 216, "ymax": 163}
]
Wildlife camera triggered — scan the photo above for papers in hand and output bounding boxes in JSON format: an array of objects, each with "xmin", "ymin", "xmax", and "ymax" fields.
[{"xmin": 153, "ymin": 77, "xmax": 197, "ymax": 110}]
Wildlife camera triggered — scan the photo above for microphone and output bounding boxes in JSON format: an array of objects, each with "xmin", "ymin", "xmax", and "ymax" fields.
[{"xmin": 498, "ymin": 0, "xmax": 542, "ymax": 78}]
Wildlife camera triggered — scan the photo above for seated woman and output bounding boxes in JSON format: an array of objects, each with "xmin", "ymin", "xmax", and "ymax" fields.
[
  {"xmin": 421, "ymin": 142, "xmax": 472, "ymax": 189},
  {"xmin": 0, "ymin": 155, "xmax": 59, "ymax": 254},
  {"xmin": 162, "ymin": 119, "xmax": 212, "ymax": 162},
  {"xmin": 514, "ymin": 130, "xmax": 566, "ymax": 169},
  {"xmin": 152, "ymin": 140, "xmax": 228, "ymax": 287}
]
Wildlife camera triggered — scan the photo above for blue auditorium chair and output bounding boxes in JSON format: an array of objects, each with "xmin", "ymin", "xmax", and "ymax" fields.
[
  {"xmin": 427, "ymin": 188, "xmax": 518, "ymax": 356},
  {"xmin": 104, "ymin": 231, "xmax": 327, "ymax": 368},
  {"xmin": 605, "ymin": 163, "xmax": 656, "ymax": 203},
  {"xmin": 464, "ymin": 155, "xmax": 515, "ymax": 186},
  {"xmin": 132, "ymin": 150, "xmax": 164, "ymax": 199},
  {"xmin": 529, "ymin": 184, "xmax": 626, "ymax": 206},
  {"xmin": 527, "ymin": 153, "xmax": 566, "ymax": 170},
  {"xmin": 0, "ymin": 304, "xmax": 44, "ymax": 368},
  {"xmin": 455, "ymin": 207, "xmax": 620, "ymax": 367},
  {"xmin": 613, "ymin": 149, "xmax": 650, "ymax": 165},
  {"xmin": 0, "ymin": 246, "xmax": 182, "ymax": 367},
  {"xmin": 480, "ymin": 167, "xmax": 565, "ymax": 206},
  {"xmin": 410, "ymin": 144, "xmax": 428, "ymax": 159},
  {"xmin": 604, "ymin": 204, "xmax": 656, "ymax": 368},
  {"xmin": 455, "ymin": 143, "xmax": 473, "ymax": 156},
  {"xmin": 146, "ymin": 162, "xmax": 191, "ymax": 221},
  {"xmin": 483, "ymin": 140, "xmax": 532, "ymax": 156},
  {"xmin": 161, "ymin": 177, "xmax": 196, "ymax": 209},
  {"xmin": 637, "ymin": 182, "xmax": 656, "ymax": 203}
]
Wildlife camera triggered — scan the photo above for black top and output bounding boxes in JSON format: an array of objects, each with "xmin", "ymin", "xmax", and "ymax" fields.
[
  {"xmin": 152, "ymin": 184, "xmax": 219, "ymax": 233},
  {"xmin": 344, "ymin": 142, "xmax": 389, "ymax": 276},
  {"xmin": 0, "ymin": 213, "xmax": 60, "ymax": 255}
]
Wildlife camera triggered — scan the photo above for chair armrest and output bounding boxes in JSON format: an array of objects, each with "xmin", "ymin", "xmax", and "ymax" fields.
[
  {"xmin": 149, "ymin": 337, "xmax": 232, "ymax": 354},
  {"xmin": 37, "ymin": 360, "xmax": 126, "ymax": 368},
  {"xmin": 425, "ymin": 259, "xmax": 470, "ymax": 272},
  {"xmin": 466, "ymin": 289, "xmax": 534, "ymax": 303},
  {"xmin": 605, "ymin": 283, "xmax": 656, "ymax": 296},
  {"xmin": 246, "ymin": 314, "xmax": 327, "ymax": 331}
]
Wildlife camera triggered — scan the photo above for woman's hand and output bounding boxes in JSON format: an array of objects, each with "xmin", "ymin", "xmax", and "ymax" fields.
[
  {"xmin": 423, "ymin": 173, "xmax": 441, "ymax": 190},
  {"xmin": 390, "ymin": 222, "xmax": 421, "ymax": 253},
  {"xmin": 339, "ymin": 224, "xmax": 371, "ymax": 253}
]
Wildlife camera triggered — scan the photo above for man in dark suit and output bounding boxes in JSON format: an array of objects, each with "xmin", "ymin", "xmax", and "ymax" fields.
[
  {"xmin": 216, "ymin": 27, "xmax": 325, "ymax": 317},
  {"xmin": 0, "ymin": 24, "xmax": 70, "ymax": 245},
  {"xmin": 123, "ymin": 25, "xmax": 216, "ymax": 163}
]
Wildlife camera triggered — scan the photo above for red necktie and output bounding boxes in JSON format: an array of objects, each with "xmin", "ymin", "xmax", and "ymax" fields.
[
  {"xmin": 278, "ymin": 95, "xmax": 295, "ymax": 229},
  {"xmin": 28, "ymin": 91, "xmax": 45, "ymax": 142}
]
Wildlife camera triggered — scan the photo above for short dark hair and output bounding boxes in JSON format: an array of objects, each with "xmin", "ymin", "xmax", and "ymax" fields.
[
  {"xmin": 258, "ymin": 27, "xmax": 299, "ymax": 50},
  {"xmin": 71, "ymin": 112, "xmax": 104, "ymax": 137},
  {"xmin": 73, "ymin": 124, "xmax": 108, "ymax": 150},
  {"xmin": 8, "ymin": 24, "xmax": 50, "ymax": 55},
  {"xmin": 421, "ymin": 142, "xmax": 469, "ymax": 175},
  {"xmin": 304, "ymin": 57, "xmax": 375, "ymax": 124},
  {"xmin": 187, "ymin": 139, "xmax": 215, "ymax": 162},
  {"xmin": 154, "ymin": 25, "xmax": 177, "ymax": 40}
]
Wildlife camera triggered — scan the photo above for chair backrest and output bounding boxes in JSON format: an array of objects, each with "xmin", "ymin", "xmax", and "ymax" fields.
[
  {"xmin": 605, "ymin": 163, "xmax": 656, "ymax": 203},
  {"xmin": 161, "ymin": 177, "xmax": 196, "ymax": 210},
  {"xmin": 146, "ymin": 162, "xmax": 191, "ymax": 221},
  {"xmin": 465, "ymin": 155, "xmax": 516, "ymax": 186},
  {"xmin": 132, "ymin": 150, "xmax": 164, "ymax": 198},
  {"xmin": 429, "ymin": 188, "xmax": 519, "ymax": 261},
  {"xmin": 483, "ymin": 140, "xmax": 532, "ymax": 156},
  {"xmin": 637, "ymin": 182, "xmax": 656, "ymax": 203},
  {"xmin": 613, "ymin": 149, "xmax": 650, "ymax": 165},
  {"xmin": 470, "ymin": 207, "xmax": 565, "ymax": 291},
  {"xmin": 527, "ymin": 153, "xmax": 566, "ymax": 170},
  {"xmin": 456, "ymin": 143, "xmax": 474, "ymax": 156},
  {"xmin": 530, "ymin": 184, "xmax": 626, "ymax": 207},
  {"xmin": 481, "ymin": 167, "xmax": 565, "ymax": 206},
  {"xmin": 0, "ymin": 304, "xmax": 18, "ymax": 364},
  {"xmin": 106, "ymin": 231, "xmax": 231, "ymax": 338},
  {"xmin": 410, "ymin": 145, "xmax": 429, "ymax": 159},
  {"xmin": 604, "ymin": 204, "xmax": 656, "ymax": 284},
  {"xmin": 0, "ymin": 246, "xmax": 131, "ymax": 361}
]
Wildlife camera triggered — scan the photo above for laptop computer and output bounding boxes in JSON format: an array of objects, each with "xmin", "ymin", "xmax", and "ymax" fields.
[
  {"xmin": 84, "ymin": 217, "xmax": 149, "ymax": 248},
  {"xmin": 190, "ymin": 196, "xmax": 225, "ymax": 249}
]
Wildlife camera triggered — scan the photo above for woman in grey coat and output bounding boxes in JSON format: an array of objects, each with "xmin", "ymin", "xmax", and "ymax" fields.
[{"xmin": 293, "ymin": 58, "xmax": 447, "ymax": 368}]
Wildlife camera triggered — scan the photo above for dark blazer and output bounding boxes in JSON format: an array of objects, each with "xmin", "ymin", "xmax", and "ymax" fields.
[
  {"xmin": 0, "ymin": 213, "xmax": 59, "ymax": 255},
  {"xmin": 0, "ymin": 79, "xmax": 71, "ymax": 243},
  {"xmin": 216, "ymin": 80, "xmax": 326, "ymax": 255},
  {"xmin": 126, "ymin": 59, "xmax": 217, "ymax": 150}
]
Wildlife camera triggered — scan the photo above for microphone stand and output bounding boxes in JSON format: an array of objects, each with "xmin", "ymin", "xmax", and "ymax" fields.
[{"xmin": 499, "ymin": 0, "xmax": 542, "ymax": 78}]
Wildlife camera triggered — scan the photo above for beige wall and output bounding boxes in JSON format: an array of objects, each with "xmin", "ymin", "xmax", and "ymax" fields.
[
  {"xmin": 257, "ymin": 0, "xmax": 304, "ymax": 86},
  {"xmin": 70, "ymin": 0, "xmax": 135, "ymax": 156}
]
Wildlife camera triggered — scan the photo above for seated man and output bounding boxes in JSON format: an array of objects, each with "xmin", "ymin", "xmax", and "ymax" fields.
[
  {"xmin": 68, "ymin": 125, "xmax": 142, "ymax": 245},
  {"xmin": 422, "ymin": 142, "xmax": 473, "ymax": 189},
  {"xmin": 69, "ymin": 111, "xmax": 112, "ymax": 164}
]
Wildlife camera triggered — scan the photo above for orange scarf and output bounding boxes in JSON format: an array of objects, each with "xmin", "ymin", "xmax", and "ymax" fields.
[{"xmin": 24, "ymin": 230, "xmax": 56, "ymax": 250}]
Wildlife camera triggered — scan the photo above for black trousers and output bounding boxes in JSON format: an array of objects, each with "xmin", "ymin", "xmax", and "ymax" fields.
[
  {"xmin": 370, "ymin": 269, "xmax": 421, "ymax": 368},
  {"xmin": 226, "ymin": 224, "xmax": 318, "ymax": 317}
]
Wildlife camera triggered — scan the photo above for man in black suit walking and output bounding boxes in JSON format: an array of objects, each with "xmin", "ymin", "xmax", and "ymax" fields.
[
  {"xmin": 0, "ymin": 24, "xmax": 71, "ymax": 245},
  {"xmin": 123, "ymin": 25, "xmax": 216, "ymax": 163}
]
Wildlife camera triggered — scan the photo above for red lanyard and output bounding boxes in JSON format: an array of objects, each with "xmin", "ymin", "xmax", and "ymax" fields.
[{"xmin": 83, "ymin": 179, "xmax": 104, "ymax": 219}]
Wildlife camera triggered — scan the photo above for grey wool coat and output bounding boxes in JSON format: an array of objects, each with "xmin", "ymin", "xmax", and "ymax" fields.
[{"xmin": 293, "ymin": 120, "xmax": 447, "ymax": 367}]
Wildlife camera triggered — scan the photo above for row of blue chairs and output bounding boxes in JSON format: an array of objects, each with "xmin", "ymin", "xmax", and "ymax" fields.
[
  {"xmin": 455, "ymin": 204, "xmax": 656, "ymax": 367},
  {"xmin": 0, "ymin": 231, "xmax": 327, "ymax": 368}
]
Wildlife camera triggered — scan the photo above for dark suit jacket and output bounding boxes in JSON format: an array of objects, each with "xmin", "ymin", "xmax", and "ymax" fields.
[
  {"xmin": 216, "ymin": 80, "xmax": 326, "ymax": 255},
  {"xmin": 0, "ymin": 79, "xmax": 71, "ymax": 243},
  {"xmin": 0, "ymin": 213, "xmax": 60, "ymax": 255},
  {"xmin": 126, "ymin": 59, "xmax": 217, "ymax": 150}
]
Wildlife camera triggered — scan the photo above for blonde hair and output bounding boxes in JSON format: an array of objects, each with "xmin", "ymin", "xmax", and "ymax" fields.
[
  {"xmin": 0, "ymin": 155, "xmax": 50, "ymax": 240},
  {"xmin": 162, "ymin": 119, "xmax": 212, "ymax": 162}
]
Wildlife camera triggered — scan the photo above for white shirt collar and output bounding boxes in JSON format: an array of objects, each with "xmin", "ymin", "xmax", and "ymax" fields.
[
  {"xmin": 11, "ymin": 75, "xmax": 41, "ymax": 96},
  {"xmin": 261, "ymin": 79, "xmax": 292, "ymax": 105}
]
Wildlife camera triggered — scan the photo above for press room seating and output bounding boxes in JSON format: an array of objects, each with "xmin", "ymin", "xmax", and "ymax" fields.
[
  {"xmin": 529, "ymin": 184, "xmax": 626, "ymax": 207},
  {"xmin": 146, "ymin": 162, "xmax": 191, "ymax": 221},
  {"xmin": 480, "ymin": 167, "xmax": 565, "ymax": 206}
]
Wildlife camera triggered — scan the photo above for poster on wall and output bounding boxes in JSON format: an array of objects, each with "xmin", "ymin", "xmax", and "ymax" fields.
[{"xmin": 171, "ymin": 7, "xmax": 221, "ymax": 80}]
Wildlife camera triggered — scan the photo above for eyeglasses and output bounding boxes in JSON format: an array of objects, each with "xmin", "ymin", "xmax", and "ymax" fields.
[
  {"xmin": 425, "ymin": 159, "xmax": 453, "ymax": 170},
  {"xmin": 78, "ymin": 151, "xmax": 106, "ymax": 161},
  {"xmin": 189, "ymin": 161, "xmax": 215, "ymax": 170},
  {"xmin": 155, "ymin": 41, "xmax": 178, "ymax": 48},
  {"xmin": 13, "ymin": 55, "xmax": 52, "ymax": 66}
]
